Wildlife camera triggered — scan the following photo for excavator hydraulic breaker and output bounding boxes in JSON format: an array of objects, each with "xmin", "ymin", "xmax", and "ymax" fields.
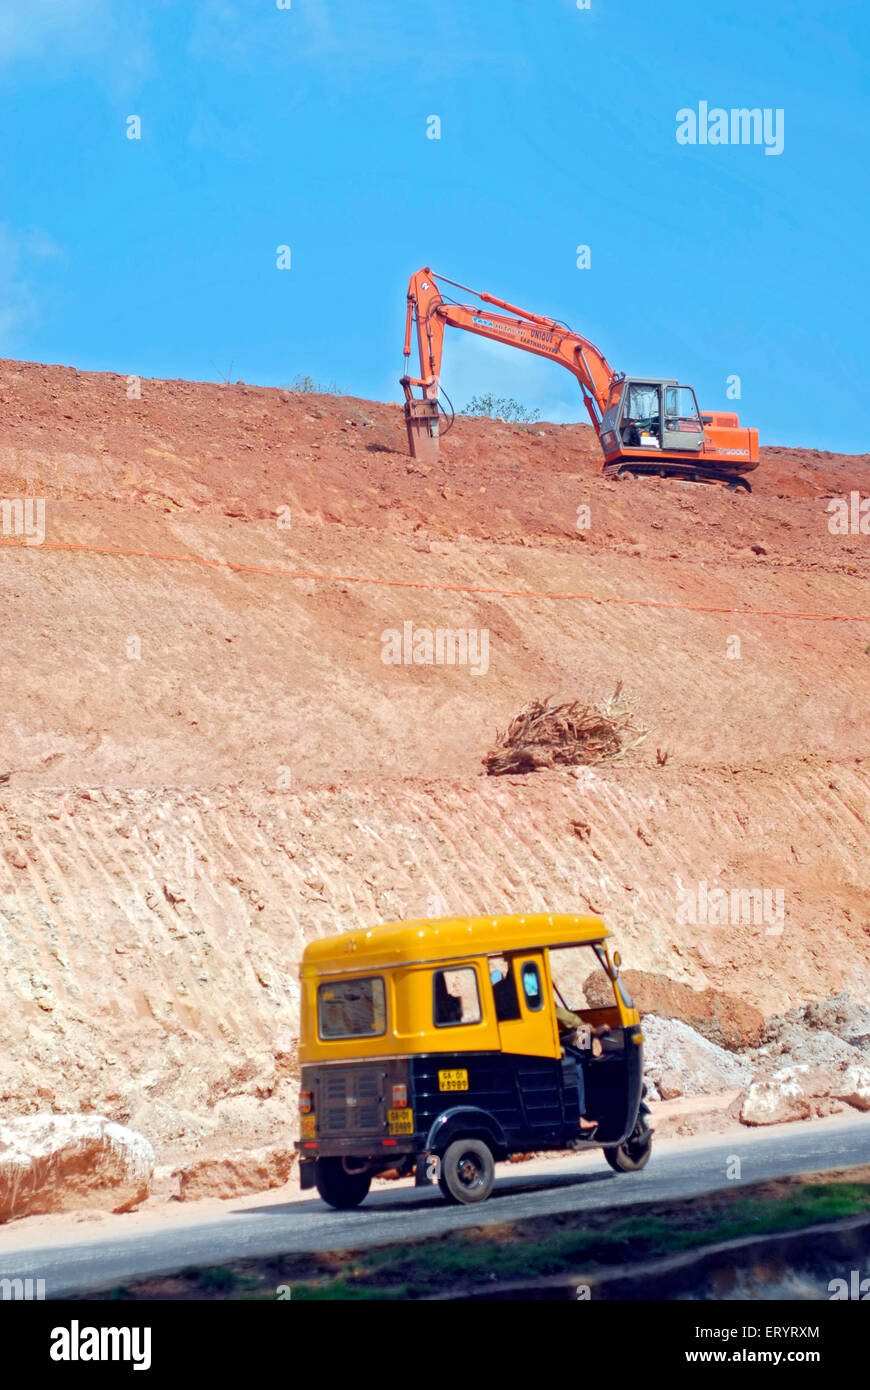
[{"xmin": 403, "ymin": 396, "xmax": 441, "ymax": 465}]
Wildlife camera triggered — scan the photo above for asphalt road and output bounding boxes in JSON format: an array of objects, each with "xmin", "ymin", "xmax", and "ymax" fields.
[{"xmin": 3, "ymin": 1115, "xmax": 868, "ymax": 1298}]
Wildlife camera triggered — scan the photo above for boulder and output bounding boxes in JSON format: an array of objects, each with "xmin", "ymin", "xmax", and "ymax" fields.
[
  {"xmin": 740, "ymin": 1060, "xmax": 870, "ymax": 1126},
  {"xmin": 641, "ymin": 1015, "xmax": 754, "ymax": 1100},
  {"xmin": 832, "ymin": 1064, "xmax": 870, "ymax": 1112},
  {"xmin": 0, "ymin": 1114, "xmax": 154, "ymax": 1222},
  {"xmin": 740, "ymin": 1065, "xmax": 818, "ymax": 1126},
  {"xmin": 175, "ymin": 1145, "xmax": 296, "ymax": 1201}
]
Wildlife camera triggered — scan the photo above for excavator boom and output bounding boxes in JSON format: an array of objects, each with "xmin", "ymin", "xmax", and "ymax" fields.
[{"xmin": 401, "ymin": 267, "xmax": 619, "ymax": 441}]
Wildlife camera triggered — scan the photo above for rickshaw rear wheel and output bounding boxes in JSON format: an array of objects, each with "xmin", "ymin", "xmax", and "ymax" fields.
[
  {"xmin": 603, "ymin": 1129, "xmax": 653, "ymax": 1173},
  {"xmin": 314, "ymin": 1157, "xmax": 372, "ymax": 1209},
  {"xmin": 438, "ymin": 1138, "xmax": 495, "ymax": 1204}
]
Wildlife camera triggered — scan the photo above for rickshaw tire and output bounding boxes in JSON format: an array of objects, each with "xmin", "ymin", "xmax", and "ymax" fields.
[
  {"xmin": 314, "ymin": 1157, "xmax": 372, "ymax": 1209},
  {"xmin": 438, "ymin": 1138, "xmax": 496, "ymax": 1204},
  {"xmin": 603, "ymin": 1130, "xmax": 653, "ymax": 1173}
]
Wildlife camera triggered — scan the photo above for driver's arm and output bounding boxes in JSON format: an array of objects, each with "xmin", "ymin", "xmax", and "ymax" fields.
[{"xmin": 555, "ymin": 1003, "xmax": 583, "ymax": 1032}]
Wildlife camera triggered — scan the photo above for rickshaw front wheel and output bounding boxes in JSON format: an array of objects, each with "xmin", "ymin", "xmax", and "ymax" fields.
[
  {"xmin": 603, "ymin": 1129, "xmax": 653, "ymax": 1173},
  {"xmin": 438, "ymin": 1138, "xmax": 495, "ymax": 1204},
  {"xmin": 314, "ymin": 1157, "xmax": 372, "ymax": 1209}
]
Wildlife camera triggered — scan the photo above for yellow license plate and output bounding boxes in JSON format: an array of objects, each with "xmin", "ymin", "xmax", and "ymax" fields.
[
  {"xmin": 300, "ymin": 1114, "xmax": 316, "ymax": 1139},
  {"xmin": 438, "ymin": 1069, "xmax": 469, "ymax": 1092},
  {"xmin": 388, "ymin": 1109, "xmax": 414, "ymax": 1134}
]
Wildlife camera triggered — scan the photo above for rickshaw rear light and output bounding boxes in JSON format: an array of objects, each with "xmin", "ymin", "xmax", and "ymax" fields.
[
  {"xmin": 299, "ymin": 1090, "xmax": 313, "ymax": 1114},
  {"xmin": 391, "ymin": 1084, "xmax": 407, "ymax": 1108}
]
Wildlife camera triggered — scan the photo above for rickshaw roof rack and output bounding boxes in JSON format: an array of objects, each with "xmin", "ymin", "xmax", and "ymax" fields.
[{"xmin": 301, "ymin": 912, "xmax": 609, "ymax": 975}]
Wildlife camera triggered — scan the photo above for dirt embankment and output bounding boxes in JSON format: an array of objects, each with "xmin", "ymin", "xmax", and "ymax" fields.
[{"xmin": 0, "ymin": 358, "xmax": 868, "ymax": 1168}]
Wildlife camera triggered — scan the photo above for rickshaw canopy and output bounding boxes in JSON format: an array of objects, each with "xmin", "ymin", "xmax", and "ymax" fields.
[{"xmin": 301, "ymin": 912, "xmax": 611, "ymax": 977}]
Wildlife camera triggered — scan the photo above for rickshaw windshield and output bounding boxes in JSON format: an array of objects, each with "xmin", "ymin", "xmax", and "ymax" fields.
[{"xmin": 548, "ymin": 944, "xmax": 614, "ymax": 1012}]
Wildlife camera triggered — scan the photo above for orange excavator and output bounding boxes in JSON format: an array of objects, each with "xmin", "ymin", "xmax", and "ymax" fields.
[{"xmin": 400, "ymin": 267, "xmax": 759, "ymax": 491}]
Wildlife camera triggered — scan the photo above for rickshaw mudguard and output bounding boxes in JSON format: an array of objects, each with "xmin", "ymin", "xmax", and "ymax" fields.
[{"xmin": 424, "ymin": 1105, "xmax": 508, "ymax": 1157}]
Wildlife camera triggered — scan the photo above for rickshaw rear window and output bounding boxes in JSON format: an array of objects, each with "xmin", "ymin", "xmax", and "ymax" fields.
[{"xmin": 318, "ymin": 977, "xmax": 386, "ymax": 1039}]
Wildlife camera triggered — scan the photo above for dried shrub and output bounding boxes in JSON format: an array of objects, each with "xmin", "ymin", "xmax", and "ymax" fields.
[{"xmin": 483, "ymin": 682, "xmax": 647, "ymax": 776}]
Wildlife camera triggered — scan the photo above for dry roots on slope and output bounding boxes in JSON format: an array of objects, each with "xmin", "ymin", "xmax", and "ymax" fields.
[{"xmin": 483, "ymin": 683, "xmax": 648, "ymax": 776}]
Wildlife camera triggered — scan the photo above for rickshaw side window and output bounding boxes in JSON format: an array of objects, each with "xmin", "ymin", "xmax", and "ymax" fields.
[
  {"xmin": 318, "ymin": 976, "xmax": 386, "ymax": 1039},
  {"xmin": 520, "ymin": 962, "xmax": 544, "ymax": 1011},
  {"xmin": 433, "ymin": 967, "xmax": 482, "ymax": 1027}
]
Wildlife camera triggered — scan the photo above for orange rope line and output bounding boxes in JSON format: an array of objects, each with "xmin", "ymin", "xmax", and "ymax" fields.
[{"xmin": 1, "ymin": 536, "xmax": 867, "ymax": 622}]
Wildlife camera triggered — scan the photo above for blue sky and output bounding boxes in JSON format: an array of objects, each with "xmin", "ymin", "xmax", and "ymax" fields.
[{"xmin": 0, "ymin": 0, "xmax": 867, "ymax": 451}]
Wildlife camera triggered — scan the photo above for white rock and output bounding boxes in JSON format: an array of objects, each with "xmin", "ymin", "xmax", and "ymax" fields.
[
  {"xmin": 0, "ymin": 1114, "xmax": 154, "ymax": 1223},
  {"xmin": 740, "ymin": 1059, "xmax": 870, "ymax": 1126},
  {"xmin": 740, "ymin": 1065, "xmax": 816, "ymax": 1126},
  {"xmin": 831, "ymin": 1064, "xmax": 870, "ymax": 1112}
]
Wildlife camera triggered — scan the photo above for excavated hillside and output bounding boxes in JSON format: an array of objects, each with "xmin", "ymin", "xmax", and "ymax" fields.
[{"xmin": 0, "ymin": 358, "xmax": 868, "ymax": 1163}]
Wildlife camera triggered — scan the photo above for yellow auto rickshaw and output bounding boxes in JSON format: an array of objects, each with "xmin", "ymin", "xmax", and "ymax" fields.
[{"xmin": 295, "ymin": 912, "xmax": 652, "ymax": 1208}]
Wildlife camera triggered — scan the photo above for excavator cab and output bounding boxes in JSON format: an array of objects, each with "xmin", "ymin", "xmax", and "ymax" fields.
[
  {"xmin": 617, "ymin": 380, "xmax": 704, "ymax": 454},
  {"xmin": 600, "ymin": 376, "xmax": 754, "ymax": 487}
]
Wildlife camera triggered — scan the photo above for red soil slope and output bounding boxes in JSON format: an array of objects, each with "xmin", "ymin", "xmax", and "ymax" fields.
[{"xmin": 0, "ymin": 359, "xmax": 867, "ymax": 1163}]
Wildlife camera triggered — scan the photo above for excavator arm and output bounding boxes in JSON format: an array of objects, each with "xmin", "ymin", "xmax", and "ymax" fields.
[{"xmin": 400, "ymin": 267, "xmax": 622, "ymax": 462}]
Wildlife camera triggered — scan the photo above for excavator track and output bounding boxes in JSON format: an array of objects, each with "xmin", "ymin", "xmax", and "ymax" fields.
[{"xmin": 610, "ymin": 463, "xmax": 752, "ymax": 493}]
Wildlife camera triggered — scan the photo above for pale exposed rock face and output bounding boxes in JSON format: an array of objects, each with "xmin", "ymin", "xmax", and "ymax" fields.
[
  {"xmin": 641, "ymin": 1015, "xmax": 754, "ymax": 1100},
  {"xmin": 0, "ymin": 1115, "xmax": 154, "ymax": 1223},
  {"xmin": 175, "ymin": 1145, "xmax": 296, "ymax": 1201},
  {"xmin": 740, "ymin": 1061, "xmax": 870, "ymax": 1126}
]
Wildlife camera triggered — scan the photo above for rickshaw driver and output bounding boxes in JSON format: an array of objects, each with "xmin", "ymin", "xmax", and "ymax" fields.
[
  {"xmin": 554, "ymin": 999, "xmax": 610, "ymax": 1047},
  {"xmin": 555, "ymin": 999, "xmax": 609, "ymax": 1131}
]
